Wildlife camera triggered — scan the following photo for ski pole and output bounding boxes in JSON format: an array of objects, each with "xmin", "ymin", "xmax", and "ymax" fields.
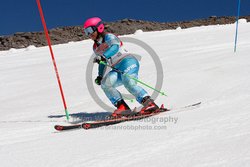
[{"xmin": 99, "ymin": 61, "xmax": 167, "ymax": 96}]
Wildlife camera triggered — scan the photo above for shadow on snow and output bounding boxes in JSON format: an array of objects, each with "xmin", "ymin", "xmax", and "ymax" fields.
[{"xmin": 48, "ymin": 111, "xmax": 112, "ymax": 124}]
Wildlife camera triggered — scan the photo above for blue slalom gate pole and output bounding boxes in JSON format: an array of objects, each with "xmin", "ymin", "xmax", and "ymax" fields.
[{"xmin": 234, "ymin": 0, "xmax": 241, "ymax": 53}]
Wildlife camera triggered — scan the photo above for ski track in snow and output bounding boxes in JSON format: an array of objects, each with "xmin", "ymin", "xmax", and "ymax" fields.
[{"xmin": 1, "ymin": 22, "xmax": 250, "ymax": 167}]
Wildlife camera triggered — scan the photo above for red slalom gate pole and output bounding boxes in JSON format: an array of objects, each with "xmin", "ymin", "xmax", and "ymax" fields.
[{"xmin": 36, "ymin": 0, "xmax": 70, "ymax": 120}]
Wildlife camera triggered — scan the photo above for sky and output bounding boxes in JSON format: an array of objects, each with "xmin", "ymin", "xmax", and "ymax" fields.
[{"xmin": 0, "ymin": 0, "xmax": 249, "ymax": 36}]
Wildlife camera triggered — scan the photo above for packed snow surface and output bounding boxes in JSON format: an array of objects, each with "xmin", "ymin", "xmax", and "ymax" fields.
[{"xmin": 1, "ymin": 22, "xmax": 250, "ymax": 167}]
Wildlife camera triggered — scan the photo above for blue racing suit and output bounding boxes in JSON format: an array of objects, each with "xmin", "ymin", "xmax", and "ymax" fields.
[{"xmin": 93, "ymin": 33, "xmax": 148, "ymax": 106}]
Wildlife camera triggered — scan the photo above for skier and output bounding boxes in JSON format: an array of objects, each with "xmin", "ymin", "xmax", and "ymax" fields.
[{"xmin": 83, "ymin": 17, "xmax": 159, "ymax": 117}]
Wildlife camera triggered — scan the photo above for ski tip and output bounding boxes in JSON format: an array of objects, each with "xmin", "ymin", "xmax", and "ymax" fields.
[
  {"xmin": 54, "ymin": 125, "xmax": 63, "ymax": 131},
  {"xmin": 160, "ymin": 104, "xmax": 164, "ymax": 108},
  {"xmin": 160, "ymin": 104, "xmax": 170, "ymax": 111}
]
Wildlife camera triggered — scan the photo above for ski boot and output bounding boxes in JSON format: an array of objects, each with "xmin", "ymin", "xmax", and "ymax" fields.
[
  {"xmin": 139, "ymin": 96, "xmax": 159, "ymax": 115},
  {"xmin": 109, "ymin": 99, "xmax": 136, "ymax": 119}
]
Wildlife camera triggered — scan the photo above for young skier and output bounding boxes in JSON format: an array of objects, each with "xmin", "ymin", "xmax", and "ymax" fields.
[{"xmin": 83, "ymin": 17, "xmax": 159, "ymax": 117}]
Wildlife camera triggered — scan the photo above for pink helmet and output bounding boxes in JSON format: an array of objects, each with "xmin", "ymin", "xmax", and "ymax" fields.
[{"xmin": 83, "ymin": 17, "xmax": 104, "ymax": 33}]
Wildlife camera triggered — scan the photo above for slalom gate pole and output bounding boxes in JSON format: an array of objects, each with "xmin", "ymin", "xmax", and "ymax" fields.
[
  {"xmin": 36, "ymin": 0, "xmax": 70, "ymax": 120},
  {"xmin": 234, "ymin": 0, "xmax": 241, "ymax": 53},
  {"xmin": 99, "ymin": 61, "xmax": 167, "ymax": 96}
]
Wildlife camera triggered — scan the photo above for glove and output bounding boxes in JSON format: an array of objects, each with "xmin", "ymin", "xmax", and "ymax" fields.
[{"xmin": 95, "ymin": 76, "xmax": 102, "ymax": 85}]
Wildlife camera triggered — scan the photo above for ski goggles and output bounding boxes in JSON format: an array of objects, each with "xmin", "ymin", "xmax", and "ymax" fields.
[{"xmin": 84, "ymin": 26, "xmax": 97, "ymax": 36}]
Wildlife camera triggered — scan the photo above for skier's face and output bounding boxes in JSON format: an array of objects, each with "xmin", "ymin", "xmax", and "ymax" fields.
[
  {"xmin": 89, "ymin": 31, "xmax": 98, "ymax": 40},
  {"xmin": 84, "ymin": 26, "xmax": 98, "ymax": 40}
]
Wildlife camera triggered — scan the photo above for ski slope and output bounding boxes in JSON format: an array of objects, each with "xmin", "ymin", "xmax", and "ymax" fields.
[{"xmin": 1, "ymin": 21, "xmax": 250, "ymax": 167}]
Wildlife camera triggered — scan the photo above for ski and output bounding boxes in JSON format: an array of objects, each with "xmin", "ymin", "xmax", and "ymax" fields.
[
  {"xmin": 54, "ymin": 105, "xmax": 168, "ymax": 131},
  {"xmin": 82, "ymin": 107, "xmax": 168, "ymax": 130},
  {"xmin": 54, "ymin": 102, "xmax": 201, "ymax": 131},
  {"xmin": 54, "ymin": 124, "xmax": 82, "ymax": 131}
]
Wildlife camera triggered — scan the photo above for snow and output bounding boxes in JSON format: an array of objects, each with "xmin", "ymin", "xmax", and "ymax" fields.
[
  {"xmin": 1, "ymin": 23, "xmax": 250, "ymax": 167},
  {"xmin": 176, "ymin": 26, "xmax": 182, "ymax": 30},
  {"xmin": 238, "ymin": 18, "xmax": 247, "ymax": 24},
  {"xmin": 134, "ymin": 29, "xmax": 144, "ymax": 35},
  {"xmin": 25, "ymin": 45, "xmax": 37, "ymax": 51}
]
